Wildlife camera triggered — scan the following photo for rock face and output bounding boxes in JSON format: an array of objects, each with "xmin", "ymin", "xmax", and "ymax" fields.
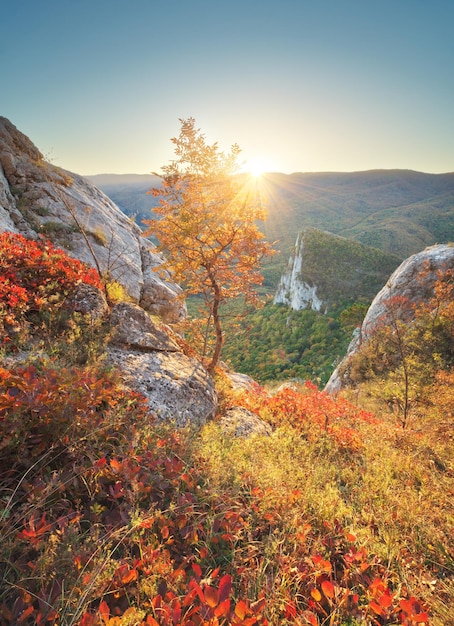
[
  {"xmin": 273, "ymin": 228, "xmax": 401, "ymax": 313},
  {"xmin": 219, "ymin": 407, "xmax": 272, "ymax": 438},
  {"xmin": 274, "ymin": 231, "xmax": 323, "ymax": 312},
  {"xmin": 325, "ymin": 243, "xmax": 454, "ymax": 393},
  {"xmin": 106, "ymin": 304, "xmax": 218, "ymax": 427},
  {"xmin": 0, "ymin": 116, "xmax": 184, "ymax": 324}
]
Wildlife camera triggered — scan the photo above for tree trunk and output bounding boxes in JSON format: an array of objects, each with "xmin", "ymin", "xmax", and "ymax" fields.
[{"xmin": 207, "ymin": 279, "xmax": 223, "ymax": 375}]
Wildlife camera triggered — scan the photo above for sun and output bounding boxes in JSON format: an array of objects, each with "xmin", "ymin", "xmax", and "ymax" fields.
[{"xmin": 243, "ymin": 156, "xmax": 274, "ymax": 178}]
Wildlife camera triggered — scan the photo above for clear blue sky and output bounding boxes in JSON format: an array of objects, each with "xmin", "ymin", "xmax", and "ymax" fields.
[{"xmin": 2, "ymin": 0, "xmax": 453, "ymax": 175}]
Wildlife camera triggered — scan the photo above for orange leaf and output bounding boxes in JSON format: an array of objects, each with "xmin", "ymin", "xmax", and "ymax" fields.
[
  {"xmin": 120, "ymin": 568, "xmax": 138, "ymax": 584},
  {"xmin": 199, "ymin": 547, "xmax": 208, "ymax": 559},
  {"xmin": 17, "ymin": 606, "xmax": 34, "ymax": 623},
  {"xmin": 321, "ymin": 580, "xmax": 335, "ymax": 599},
  {"xmin": 110, "ymin": 458, "xmax": 121, "ymax": 473},
  {"xmin": 369, "ymin": 600, "xmax": 386, "ymax": 617},
  {"xmin": 214, "ymin": 598, "xmax": 231, "ymax": 617},
  {"xmin": 161, "ymin": 525, "xmax": 170, "ymax": 539},
  {"xmin": 204, "ymin": 585, "xmax": 219, "ymax": 608},
  {"xmin": 311, "ymin": 588, "xmax": 322, "ymax": 602},
  {"xmin": 378, "ymin": 591, "xmax": 392, "ymax": 609},
  {"xmin": 235, "ymin": 599, "xmax": 249, "ymax": 620}
]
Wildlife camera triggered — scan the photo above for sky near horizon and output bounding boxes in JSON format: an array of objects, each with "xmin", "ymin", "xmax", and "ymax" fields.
[{"xmin": 1, "ymin": 0, "xmax": 453, "ymax": 176}]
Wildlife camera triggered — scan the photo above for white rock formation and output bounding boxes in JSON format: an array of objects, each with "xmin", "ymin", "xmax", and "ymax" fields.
[
  {"xmin": 274, "ymin": 232, "xmax": 323, "ymax": 312},
  {"xmin": 325, "ymin": 243, "xmax": 454, "ymax": 393}
]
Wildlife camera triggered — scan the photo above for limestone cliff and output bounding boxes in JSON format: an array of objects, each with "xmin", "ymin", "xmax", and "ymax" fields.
[
  {"xmin": 0, "ymin": 116, "xmax": 184, "ymax": 323},
  {"xmin": 0, "ymin": 117, "xmax": 224, "ymax": 427},
  {"xmin": 273, "ymin": 228, "xmax": 401, "ymax": 313},
  {"xmin": 325, "ymin": 243, "xmax": 454, "ymax": 393},
  {"xmin": 273, "ymin": 231, "xmax": 323, "ymax": 312}
]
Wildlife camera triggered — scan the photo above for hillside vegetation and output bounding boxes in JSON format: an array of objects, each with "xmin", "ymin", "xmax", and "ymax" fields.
[
  {"xmin": 223, "ymin": 229, "xmax": 400, "ymax": 385},
  {"xmin": 1, "ymin": 232, "xmax": 453, "ymax": 625},
  {"xmin": 222, "ymin": 302, "xmax": 350, "ymax": 386}
]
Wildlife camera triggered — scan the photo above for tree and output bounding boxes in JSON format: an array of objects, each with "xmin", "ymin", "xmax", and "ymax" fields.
[
  {"xmin": 143, "ymin": 118, "xmax": 275, "ymax": 374},
  {"xmin": 343, "ymin": 265, "xmax": 454, "ymax": 428}
]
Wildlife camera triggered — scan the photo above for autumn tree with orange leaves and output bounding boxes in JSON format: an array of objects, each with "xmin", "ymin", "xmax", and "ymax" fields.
[{"xmin": 144, "ymin": 118, "xmax": 274, "ymax": 373}]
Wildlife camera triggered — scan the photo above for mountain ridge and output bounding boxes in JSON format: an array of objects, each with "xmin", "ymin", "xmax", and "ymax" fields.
[{"xmin": 90, "ymin": 169, "xmax": 454, "ymax": 281}]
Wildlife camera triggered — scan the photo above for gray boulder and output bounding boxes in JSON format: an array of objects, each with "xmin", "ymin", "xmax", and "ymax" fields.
[
  {"xmin": 67, "ymin": 283, "xmax": 109, "ymax": 320},
  {"xmin": 109, "ymin": 302, "xmax": 180, "ymax": 352},
  {"xmin": 107, "ymin": 347, "xmax": 217, "ymax": 427},
  {"xmin": 219, "ymin": 407, "xmax": 272, "ymax": 438},
  {"xmin": 107, "ymin": 301, "xmax": 217, "ymax": 426}
]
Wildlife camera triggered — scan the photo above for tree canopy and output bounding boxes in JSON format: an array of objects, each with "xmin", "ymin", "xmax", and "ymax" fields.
[{"xmin": 144, "ymin": 118, "xmax": 274, "ymax": 373}]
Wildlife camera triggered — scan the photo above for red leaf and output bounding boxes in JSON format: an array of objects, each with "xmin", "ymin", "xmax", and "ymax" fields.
[
  {"xmin": 285, "ymin": 600, "xmax": 297, "ymax": 619},
  {"xmin": 400, "ymin": 597, "xmax": 429, "ymax": 623},
  {"xmin": 79, "ymin": 613, "xmax": 97, "ymax": 626},
  {"xmin": 378, "ymin": 591, "xmax": 392, "ymax": 608},
  {"xmin": 218, "ymin": 574, "xmax": 232, "ymax": 603},
  {"xmin": 98, "ymin": 601, "xmax": 110, "ymax": 624},
  {"xmin": 171, "ymin": 599, "xmax": 182, "ymax": 623},
  {"xmin": 191, "ymin": 562, "xmax": 202, "ymax": 579},
  {"xmin": 301, "ymin": 611, "xmax": 319, "ymax": 626}
]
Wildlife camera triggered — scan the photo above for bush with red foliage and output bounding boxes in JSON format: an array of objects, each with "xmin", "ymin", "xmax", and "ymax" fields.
[{"xmin": 0, "ymin": 232, "xmax": 101, "ymax": 344}]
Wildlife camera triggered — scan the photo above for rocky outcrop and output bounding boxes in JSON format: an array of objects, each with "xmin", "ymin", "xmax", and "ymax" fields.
[
  {"xmin": 109, "ymin": 302, "xmax": 180, "ymax": 352},
  {"xmin": 68, "ymin": 283, "xmax": 109, "ymax": 320},
  {"xmin": 219, "ymin": 407, "xmax": 272, "ymax": 438},
  {"xmin": 0, "ymin": 116, "xmax": 184, "ymax": 324},
  {"xmin": 325, "ymin": 243, "xmax": 454, "ymax": 393},
  {"xmin": 274, "ymin": 231, "xmax": 323, "ymax": 312},
  {"xmin": 105, "ymin": 301, "xmax": 217, "ymax": 427}
]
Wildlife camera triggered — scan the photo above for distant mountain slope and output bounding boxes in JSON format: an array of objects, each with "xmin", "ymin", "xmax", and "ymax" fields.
[
  {"xmin": 259, "ymin": 170, "xmax": 454, "ymax": 261},
  {"xmin": 85, "ymin": 174, "xmax": 160, "ymax": 225}
]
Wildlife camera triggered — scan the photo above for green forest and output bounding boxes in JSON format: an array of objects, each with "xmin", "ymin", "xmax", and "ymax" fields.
[{"xmin": 222, "ymin": 302, "xmax": 350, "ymax": 385}]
